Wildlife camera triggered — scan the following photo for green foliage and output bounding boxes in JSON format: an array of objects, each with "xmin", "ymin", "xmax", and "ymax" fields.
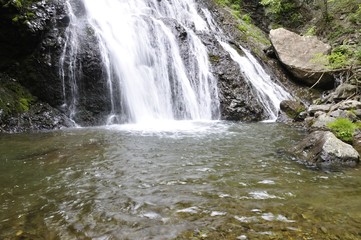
[
  {"xmin": 214, "ymin": 0, "xmax": 270, "ymax": 47},
  {"xmin": 214, "ymin": 0, "xmax": 242, "ymax": 18},
  {"xmin": 231, "ymin": 3, "xmax": 241, "ymax": 11},
  {"xmin": 327, "ymin": 118, "xmax": 358, "ymax": 143},
  {"xmin": 2, "ymin": 0, "xmax": 39, "ymax": 24},
  {"xmin": 327, "ymin": 47, "xmax": 350, "ymax": 69},
  {"xmin": 355, "ymin": 46, "xmax": 361, "ymax": 63},
  {"xmin": 328, "ymin": 26, "xmax": 355, "ymax": 42},
  {"xmin": 313, "ymin": 44, "xmax": 360, "ymax": 69},
  {"xmin": 242, "ymin": 14, "xmax": 251, "ymax": 24},
  {"xmin": 237, "ymin": 24, "xmax": 247, "ymax": 32},
  {"xmin": 214, "ymin": 0, "xmax": 242, "ymax": 7},
  {"xmin": 327, "ymin": 53, "xmax": 347, "ymax": 69},
  {"xmin": 305, "ymin": 26, "xmax": 316, "ymax": 36},
  {"xmin": 215, "ymin": 0, "xmax": 241, "ymax": 11},
  {"xmin": 260, "ymin": 0, "xmax": 283, "ymax": 14},
  {"xmin": 2, "ymin": 0, "xmax": 38, "ymax": 9},
  {"xmin": 260, "ymin": 0, "xmax": 295, "ymax": 15},
  {"xmin": 349, "ymin": 4, "xmax": 361, "ymax": 24},
  {"xmin": 231, "ymin": 9, "xmax": 241, "ymax": 19},
  {"xmin": 260, "ymin": 0, "xmax": 302, "ymax": 26},
  {"xmin": 19, "ymin": 98, "xmax": 30, "ymax": 111},
  {"xmin": 214, "ymin": 0, "xmax": 229, "ymax": 6}
]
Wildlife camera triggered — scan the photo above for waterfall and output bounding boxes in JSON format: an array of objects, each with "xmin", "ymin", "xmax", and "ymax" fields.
[
  {"xmin": 61, "ymin": 0, "xmax": 291, "ymax": 125},
  {"xmin": 81, "ymin": 0, "xmax": 219, "ymax": 124},
  {"xmin": 202, "ymin": 9, "xmax": 291, "ymax": 121},
  {"xmin": 59, "ymin": 0, "xmax": 83, "ymax": 119},
  {"xmin": 219, "ymin": 43, "xmax": 291, "ymax": 121}
]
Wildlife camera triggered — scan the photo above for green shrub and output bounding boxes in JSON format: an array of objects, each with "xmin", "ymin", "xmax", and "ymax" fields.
[
  {"xmin": 242, "ymin": 14, "xmax": 251, "ymax": 24},
  {"xmin": 260, "ymin": 0, "xmax": 283, "ymax": 14},
  {"xmin": 346, "ymin": 3, "xmax": 361, "ymax": 24},
  {"xmin": 327, "ymin": 118, "xmax": 357, "ymax": 143},
  {"xmin": 19, "ymin": 98, "xmax": 30, "ymax": 111},
  {"xmin": 355, "ymin": 46, "xmax": 361, "ymax": 63},
  {"xmin": 327, "ymin": 45, "xmax": 352, "ymax": 69},
  {"xmin": 237, "ymin": 24, "xmax": 247, "ymax": 32},
  {"xmin": 305, "ymin": 26, "xmax": 316, "ymax": 36}
]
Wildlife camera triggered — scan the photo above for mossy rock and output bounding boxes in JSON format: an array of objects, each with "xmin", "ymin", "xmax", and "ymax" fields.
[
  {"xmin": 0, "ymin": 75, "xmax": 35, "ymax": 119},
  {"xmin": 280, "ymin": 100, "xmax": 306, "ymax": 120}
]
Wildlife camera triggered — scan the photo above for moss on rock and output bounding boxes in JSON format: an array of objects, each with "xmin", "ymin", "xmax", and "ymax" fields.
[{"xmin": 0, "ymin": 74, "xmax": 35, "ymax": 119}]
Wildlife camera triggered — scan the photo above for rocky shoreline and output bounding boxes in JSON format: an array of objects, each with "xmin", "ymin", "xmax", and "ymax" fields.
[
  {"xmin": 268, "ymin": 27, "xmax": 361, "ymax": 169},
  {"xmin": 0, "ymin": 0, "xmax": 360, "ymax": 168}
]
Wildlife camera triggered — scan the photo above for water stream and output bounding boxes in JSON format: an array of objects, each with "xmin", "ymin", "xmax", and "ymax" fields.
[{"xmin": 1, "ymin": 123, "xmax": 361, "ymax": 239}]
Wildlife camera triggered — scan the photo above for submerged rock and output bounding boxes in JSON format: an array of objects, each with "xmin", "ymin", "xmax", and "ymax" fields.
[
  {"xmin": 270, "ymin": 28, "xmax": 334, "ymax": 88},
  {"xmin": 292, "ymin": 131, "xmax": 360, "ymax": 168}
]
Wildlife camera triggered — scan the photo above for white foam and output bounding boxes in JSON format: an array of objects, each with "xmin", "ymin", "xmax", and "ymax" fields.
[
  {"xmin": 258, "ymin": 180, "xmax": 275, "ymax": 185},
  {"xmin": 248, "ymin": 191, "xmax": 279, "ymax": 200},
  {"xmin": 234, "ymin": 216, "xmax": 258, "ymax": 223},
  {"xmin": 210, "ymin": 211, "xmax": 227, "ymax": 217},
  {"xmin": 176, "ymin": 207, "xmax": 199, "ymax": 214}
]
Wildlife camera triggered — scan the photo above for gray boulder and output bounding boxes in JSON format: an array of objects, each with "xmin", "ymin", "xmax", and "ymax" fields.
[
  {"xmin": 308, "ymin": 104, "xmax": 332, "ymax": 116},
  {"xmin": 310, "ymin": 113, "xmax": 335, "ymax": 130},
  {"xmin": 327, "ymin": 83, "xmax": 358, "ymax": 102},
  {"xmin": 329, "ymin": 109, "xmax": 358, "ymax": 121},
  {"xmin": 292, "ymin": 131, "xmax": 360, "ymax": 168},
  {"xmin": 336, "ymin": 100, "xmax": 361, "ymax": 111},
  {"xmin": 270, "ymin": 28, "xmax": 334, "ymax": 88}
]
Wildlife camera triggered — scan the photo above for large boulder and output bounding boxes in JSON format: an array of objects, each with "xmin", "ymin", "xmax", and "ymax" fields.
[
  {"xmin": 308, "ymin": 104, "xmax": 333, "ymax": 116},
  {"xmin": 270, "ymin": 28, "xmax": 334, "ymax": 88},
  {"xmin": 310, "ymin": 113, "xmax": 336, "ymax": 130},
  {"xmin": 292, "ymin": 131, "xmax": 360, "ymax": 168}
]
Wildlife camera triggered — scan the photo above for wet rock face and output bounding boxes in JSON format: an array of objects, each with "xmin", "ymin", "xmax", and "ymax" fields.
[
  {"xmin": 196, "ymin": 1, "xmax": 267, "ymax": 121},
  {"xmin": 1, "ymin": 0, "xmax": 69, "ymax": 107},
  {"xmin": 155, "ymin": 14, "xmax": 267, "ymax": 121},
  {"xmin": 0, "ymin": 72, "xmax": 74, "ymax": 133},
  {"xmin": 0, "ymin": 0, "xmax": 50, "ymax": 68},
  {"xmin": 201, "ymin": 36, "xmax": 266, "ymax": 121},
  {"xmin": 1, "ymin": 0, "xmax": 271, "ymax": 130},
  {"xmin": 5, "ymin": 0, "xmax": 111, "ymax": 126},
  {"xmin": 0, "ymin": 102, "xmax": 74, "ymax": 133},
  {"xmin": 60, "ymin": 24, "xmax": 111, "ymax": 126}
]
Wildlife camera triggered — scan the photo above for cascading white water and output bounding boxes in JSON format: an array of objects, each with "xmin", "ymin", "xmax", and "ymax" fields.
[
  {"xmin": 220, "ymin": 43, "xmax": 291, "ymax": 121},
  {"xmin": 61, "ymin": 0, "xmax": 291, "ymax": 125},
  {"xmin": 59, "ymin": 0, "xmax": 83, "ymax": 119},
  {"xmin": 202, "ymin": 8, "xmax": 291, "ymax": 121},
  {"xmin": 81, "ymin": 0, "xmax": 219, "ymax": 124}
]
